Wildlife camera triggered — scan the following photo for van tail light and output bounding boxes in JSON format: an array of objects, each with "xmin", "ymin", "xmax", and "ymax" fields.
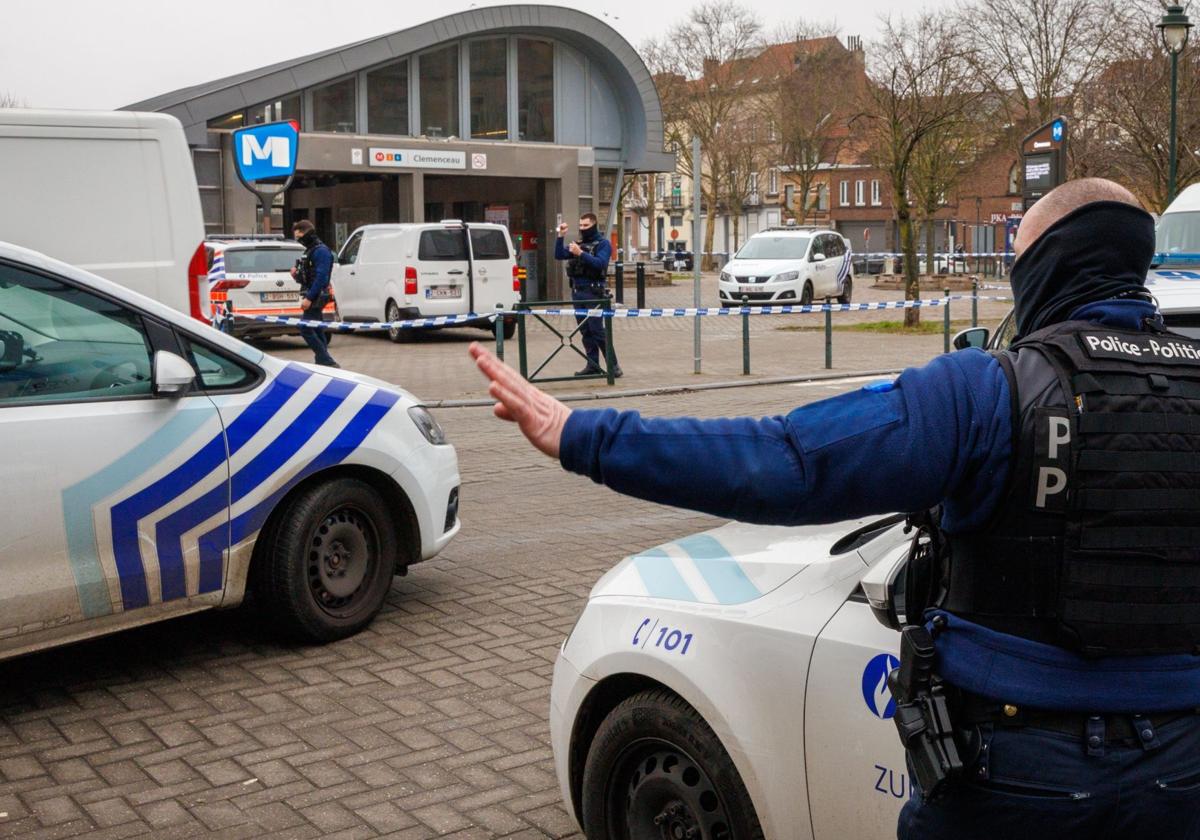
[
  {"xmin": 211, "ymin": 279, "xmax": 250, "ymax": 292},
  {"xmin": 187, "ymin": 242, "xmax": 209, "ymax": 322},
  {"xmin": 512, "ymin": 263, "xmax": 521, "ymax": 292},
  {"xmin": 404, "ymin": 266, "xmax": 418, "ymax": 295}
]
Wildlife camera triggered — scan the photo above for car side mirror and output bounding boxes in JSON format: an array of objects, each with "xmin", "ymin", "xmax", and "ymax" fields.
[
  {"xmin": 153, "ymin": 350, "xmax": 196, "ymax": 397},
  {"xmin": 952, "ymin": 327, "xmax": 990, "ymax": 351},
  {"xmin": 861, "ymin": 544, "xmax": 910, "ymax": 631},
  {"xmin": 811, "ymin": 252, "xmax": 826, "ymax": 263}
]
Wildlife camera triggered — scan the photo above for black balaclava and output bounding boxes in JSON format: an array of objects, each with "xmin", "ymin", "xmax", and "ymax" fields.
[
  {"xmin": 581, "ymin": 224, "xmax": 601, "ymax": 243},
  {"xmin": 1010, "ymin": 200, "xmax": 1155, "ymax": 340},
  {"xmin": 299, "ymin": 230, "xmax": 321, "ymax": 250}
]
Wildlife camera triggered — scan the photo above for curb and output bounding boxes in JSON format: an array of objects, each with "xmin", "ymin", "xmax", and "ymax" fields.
[{"xmin": 425, "ymin": 368, "xmax": 907, "ymax": 409}]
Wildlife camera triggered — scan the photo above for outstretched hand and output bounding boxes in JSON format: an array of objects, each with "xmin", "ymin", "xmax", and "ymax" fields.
[{"xmin": 469, "ymin": 343, "xmax": 570, "ymax": 459}]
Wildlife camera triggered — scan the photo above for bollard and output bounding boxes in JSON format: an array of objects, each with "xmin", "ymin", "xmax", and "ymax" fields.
[
  {"xmin": 517, "ymin": 305, "xmax": 529, "ymax": 379},
  {"xmin": 824, "ymin": 296, "xmax": 833, "ymax": 370},
  {"xmin": 741, "ymin": 295, "xmax": 750, "ymax": 375},
  {"xmin": 971, "ymin": 277, "xmax": 978, "ymax": 328},
  {"xmin": 614, "ymin": 261, "xmax": 624, "ymax": 304},
  {"xmin": 603, "ymin": 294, "xmax": 615, "ymax": 386},
  {"xmin": 494, "ymin": 303, "xmax": 505, "ymax": 361},
  {"xmin": 944, "ymin": 288, "xmax": 951, "ymax": 354},
  {"xmin": 636, "ymin": 261, "xmax": 646, "ymax": 310}
]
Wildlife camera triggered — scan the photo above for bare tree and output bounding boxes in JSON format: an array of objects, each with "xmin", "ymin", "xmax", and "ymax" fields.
[
  {"xmin": 643, "ymin": 1, "xmax": 763, "ymax": 269},
  {"xmin": 0, "ymin": 91, "xmax": 25, "ymax": 108},
  {"xmin": 858, "ymin": 14, "xmax": 982, "ymax": 326}
]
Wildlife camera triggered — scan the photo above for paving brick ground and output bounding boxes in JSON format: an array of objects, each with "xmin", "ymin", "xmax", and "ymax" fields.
[{"xmin": 0, "ymin": 280, "xmax": 980, "ymax": 838}]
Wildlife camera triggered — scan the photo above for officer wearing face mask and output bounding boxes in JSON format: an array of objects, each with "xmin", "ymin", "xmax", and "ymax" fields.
[
  {"xmin": 473, "ymin": 178, "xmax": 1200, "ymax": 839},
  {"xmin": 555, "ymin": 212, "xmax": 622, "ymax": 378}
]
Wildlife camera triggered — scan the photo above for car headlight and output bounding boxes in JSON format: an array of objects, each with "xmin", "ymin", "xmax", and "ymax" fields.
[
  {"xmin": 720, "ymin": 271, "xmax": 733, "ymax": 283},
  {"xmin": 408, "ymin": 405, "xmax": 447, "ymax": 445},
  {"xmin": 773, "ymin": 270, "xmax": 800, "ymax": 282}
]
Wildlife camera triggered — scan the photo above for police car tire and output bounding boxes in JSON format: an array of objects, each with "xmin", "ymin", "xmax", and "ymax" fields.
[
  {"xmin": 581, "ymin": 689, "xmax": 765, "ymax": 840},
  {"xmin": 838, "ymin": 278, "xmax": 852, "ymax": 305},
  {"xmin": 257, "ymin": 478, "xmax": 396, "ymax": 642},
  {"xmin": 800, "ymin": 281, "xmax": 814, "ymax": 306}
]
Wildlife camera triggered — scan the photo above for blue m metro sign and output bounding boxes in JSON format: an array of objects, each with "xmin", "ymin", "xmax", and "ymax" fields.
[{"xmin": 232, "ymin": 120, "xmax": 300, "ymax": 184}]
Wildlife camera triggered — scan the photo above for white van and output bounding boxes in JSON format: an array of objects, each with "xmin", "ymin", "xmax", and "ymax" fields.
[
  {"xmin": 0, "ymin": 109, "xmax": 209, "ymax": 322},
  {"xmin": 333, "ymin": 221, "xmax": 521, "ymax": 341},
  {"xmin": 1154, "ymin": 183, "xmax": 1200, "ymax": 269}
]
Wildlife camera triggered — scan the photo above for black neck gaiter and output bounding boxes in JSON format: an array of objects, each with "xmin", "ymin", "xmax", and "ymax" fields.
[
  {"xmin": 1010, "ymin": 201, "xmax": 1155, "ymax": 340},
  {"xmin": 300, "ymin": 231, "xmax": 322, "ymax": 252}
]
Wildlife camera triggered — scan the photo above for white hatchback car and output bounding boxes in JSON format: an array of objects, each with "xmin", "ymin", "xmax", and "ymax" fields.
[
  {"xmin": 718, "ymin": 227, "xmax": 854, "ymax": 306},
  {"xmin": 205, "ymin": 237, "xmax": 337, "ymax": 340},
  {"xmin": 0, "ymin": 241, "xmax": 460, "ymax": 660}
]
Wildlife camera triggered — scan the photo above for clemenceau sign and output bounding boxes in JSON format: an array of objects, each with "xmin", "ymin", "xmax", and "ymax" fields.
[{"xmin": 368, "ymin": 148, "xmax": 466, "ymax": 170}]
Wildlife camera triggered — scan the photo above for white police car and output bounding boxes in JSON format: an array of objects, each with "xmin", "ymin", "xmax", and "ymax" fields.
[
  {"xmin": 550, "ymin": 516, "xmax": 913, "ymax": 839},
  {"xmin": 718, "ymin": 227, "xmax": 853, "ymax": 306},
  {"xmin": 0, "ymin": 241, "xmax": 460, "ymax": 660}
]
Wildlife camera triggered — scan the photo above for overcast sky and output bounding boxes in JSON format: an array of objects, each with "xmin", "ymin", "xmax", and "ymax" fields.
[{"xmin": 1, "ymin": 0, "xmax": 957, "ymax": 110}]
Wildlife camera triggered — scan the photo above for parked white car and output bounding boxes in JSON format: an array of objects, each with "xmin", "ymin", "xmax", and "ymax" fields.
[
  {"xmin": 333, "ymin": 221, "xmax": 521, "ymax": 342},
  {"xmin": 0, "ymin": 241, "xmax": 460, "ymax": 660},
  {"xmin": 718, "ymin": 227, "xmax": 853, "ymax": 306},
  {"xmin": 206, "ymin": 236, "xmax": 337, "ymax": 340},
  {"xmin": 550, "ymin": 516, "xmax": 911, "ymax": 839}
]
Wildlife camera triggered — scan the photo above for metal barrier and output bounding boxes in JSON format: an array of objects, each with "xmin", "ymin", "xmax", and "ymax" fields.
[{"xmin": 514, "ymin": 297, "xmax": 617, "ymax": 385}]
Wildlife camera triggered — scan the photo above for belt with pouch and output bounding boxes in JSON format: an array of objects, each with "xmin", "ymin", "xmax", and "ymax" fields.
[{"xmin": 959, "ymin": 690, "xmax": 1199, "ymax": 744}]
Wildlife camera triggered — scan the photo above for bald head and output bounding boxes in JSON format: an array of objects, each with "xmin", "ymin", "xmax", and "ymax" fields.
[{"xmin": 1013, "ymin": 178, "xmax": 1143, "ymax": 259}]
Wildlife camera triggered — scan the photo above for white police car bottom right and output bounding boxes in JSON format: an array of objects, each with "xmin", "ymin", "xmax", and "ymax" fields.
[{"xmin": 550, "ymin": 517, "xmax": 912, "ymax": 840}]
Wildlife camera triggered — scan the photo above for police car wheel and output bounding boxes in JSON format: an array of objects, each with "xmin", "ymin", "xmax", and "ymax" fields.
[
  {"xmin": 258, "ymin": 478, "xmax": 396, "ymax": 642},
  {"xmin": 581, "ymin": 689, "xmax": 764, "ymax": 840},
  {"xmin": 838, "ymin": 278, "xmax": 852, "ymax": 305},
  {"xmin": 387, "ymin": 300, "xmax": 416, "ymax": 344},
  {"xmin": 800, "ymin": 281, "xmax": 814, "ymax": 306}
]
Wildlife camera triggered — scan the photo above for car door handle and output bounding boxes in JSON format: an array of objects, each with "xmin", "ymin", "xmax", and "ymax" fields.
[{"xmin": 447, "ymin": 269, "xmax": 465, "ymax": 275}]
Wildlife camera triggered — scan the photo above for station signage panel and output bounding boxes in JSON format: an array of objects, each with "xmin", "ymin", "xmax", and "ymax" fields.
[
  {"xmin": 232, "ymin": 120, "xmax": 299, "ymax": 184},
  {"xmin": 369, "ymin": 148, "xmax": 467, "ymax": 170},
  {"xmin": 1021, "ymin": 117, "xmax": 1068, "ymax": 211}
]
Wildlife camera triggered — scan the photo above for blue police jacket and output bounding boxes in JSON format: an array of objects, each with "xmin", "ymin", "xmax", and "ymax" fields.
[
  {"xmin": 558, "ymin": 296, "xmax": 1200, "ymax": 713},
  {"xmin": 304, "ymin": 242, "xmax": 333, "ymax": 303},
  {"xmin": 555, "ymin": 234, "xmax": 611, "ymax": 281}
]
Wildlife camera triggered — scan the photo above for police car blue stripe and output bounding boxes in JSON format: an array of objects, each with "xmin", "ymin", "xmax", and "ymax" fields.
[
  {"xmin": 109, "ymin": 366, "xmax": 312, "ymax": 610},
  {"xmin": 61, "ymin": 406, "xmax": 215, "ymax": 619},
  {"xmin": 632, "ymin": 548, "xmax": 698, "ymax": 601},
  {"xmin": 675, "ymin": 534, "xmax": 762, "ymax": 604},
  {"xmin": 196, "ymin": 388, "xmax": 400, "ymax": 593},
  {"xmin": 156, "ymin": 376, "xmax": 354, "ymax": 601}
]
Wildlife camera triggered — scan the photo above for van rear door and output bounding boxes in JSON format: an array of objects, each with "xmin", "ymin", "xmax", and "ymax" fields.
[
  {"xmin": 468, "ymin": 226, "xmax": 520, "ymax": 313},
  {"xmin": 415, "ymin": 227, "xmax": 471, "ymax": 316}
]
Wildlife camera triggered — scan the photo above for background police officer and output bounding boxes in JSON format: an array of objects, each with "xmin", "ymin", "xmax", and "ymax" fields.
[
  {"xmin": 472, "ymin": 178, "xmax": 1200, "ymax": 838},
  {"xmin": 290, "ymin": 219, "xmax": 338, "ymax": 368},
  {"xmin": 555, "ymin": 212, "xmax": 621, "ymax": 378}
]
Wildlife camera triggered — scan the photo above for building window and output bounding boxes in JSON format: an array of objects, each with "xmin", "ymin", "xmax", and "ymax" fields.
[
  {"xmin": 768, "ymin": 168, "xmax": 779, "ymax": 195},
  {"xmin": 367, "ymin": 60, "xmax": 409, "ymax": 136},
  {"xmin": 518, "ymin": 39, "xmax": 554, "ymax": 142},
  {"xmin": 312, "ymin": 77, "xmax": 356, "ymax": 133},
  {"xmin": 749, "ymin": 172, "xmax": 759, "ymax": 195},
  {"xmin": 839, "ymin": 180, "xmax": 849, "ymax": 207},
  {"xmin": 855, "ymin": 180, "xmax": 865, "ymax": 206},
  {"xmin": 784, "ymin": 184, "xmax": 795, "ymax": 210},
  {"xmin": 250, "ymin": 97, "xmax": 300, "ymax": 125},
  {"xmin": 420, "ymin": 44, "xmax": 460, "ymax": 138},
  {"xmin": 816, "ymin": 183, "xmax": 829, "ymax": 211},
  {"xmin": 470, "ymin": 38, "xmax": 508, "ymax": 140},
  {"xmin": 656, "ymin": 175, "xmax": 666, "ymax": 200},
  {"xmin": 207, "ymin": 111, "xmax": 245, "ymax": 130},
  {"xmin": 870, "ymin": 179, "xmax": 881, "ymax": 206},
  {"xmin": 1008, "ymin": 162, "xmax": 1020, "ymax": 195}
]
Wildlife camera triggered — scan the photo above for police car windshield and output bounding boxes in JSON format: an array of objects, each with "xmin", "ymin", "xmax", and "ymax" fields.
[
  {"xmin": 224, "ymin": 248, "xmax": 301, "ymax": 274},
  {"xmin": 735, "ymin": 236, "xmax": 810, "ymax": 260},
  {"xmin": 1154, "ymin": 212, "xmax": 1200, "ymax": 266}
]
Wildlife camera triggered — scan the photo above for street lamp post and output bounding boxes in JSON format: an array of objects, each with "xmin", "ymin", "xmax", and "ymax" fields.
[{"xmin": 1159, "ymin": 5, "xmax": 1193, "ymax": 204}]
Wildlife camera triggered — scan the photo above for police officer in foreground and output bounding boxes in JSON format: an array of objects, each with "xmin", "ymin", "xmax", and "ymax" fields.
[
  {"xmin": 471, "ymin": 178, "xmax": 1200, "ymax": 838},
  {"xmin": 290, "ymin": 219, "xmax": 338, "ymax": 368},
  {"xmin": 555, "ymin": 212, "xmax": 622, "ymax": 378}
]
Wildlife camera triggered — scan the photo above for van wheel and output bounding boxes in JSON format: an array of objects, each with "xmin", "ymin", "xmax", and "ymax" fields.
[
  {"xmin": 493, "ymin": 318, "xmax": 516, "ymax": 340},
  {"xmin": 838, "ymin": 278, "xmax": 853, "ymax": 305},
  {"xmin": 386, "ymin": 301, "xmax": 415, "ymax": 343},
  {"xmin": 581, "ymin": 689, "xmax": 764, "ymax": 840},
  {"xmin": 255, "ymin": 478, "xmax": 396, "ymax": 642},
  {"xmin": 800, "ymin": 281, "xmax": 814, "ymax": 306}
]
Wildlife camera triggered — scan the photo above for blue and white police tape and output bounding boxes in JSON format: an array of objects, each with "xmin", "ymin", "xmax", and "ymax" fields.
[{"xmin": 226, "ymin": 294, "xmax": 1014, "ymax": 332}]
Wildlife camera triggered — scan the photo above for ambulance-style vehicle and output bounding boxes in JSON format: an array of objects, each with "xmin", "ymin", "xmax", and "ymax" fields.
[{"xmin": 0, "ymin": 241, "xmax": 460, "ymax": 660}]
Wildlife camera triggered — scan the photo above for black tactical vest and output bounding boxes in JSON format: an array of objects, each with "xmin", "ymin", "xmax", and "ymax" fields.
[
  {"xmin": 941, "ymin": 319, "xmax": 1200, "ymax": 657},
  {"xmin": 567, "ymin": 238, "xmax": 605, "ymax": 285}
]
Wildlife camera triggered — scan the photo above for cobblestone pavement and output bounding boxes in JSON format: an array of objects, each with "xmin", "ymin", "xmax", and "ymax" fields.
[{"xmin": 0, "ymin": 281, "xmax": 971, "ymax": 838}]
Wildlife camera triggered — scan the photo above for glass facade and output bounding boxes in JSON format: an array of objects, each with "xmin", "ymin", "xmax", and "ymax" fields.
[
  {"xmin": 312, "ymin": 77, "xmax": 356, "ymax": 133},
  {"xmin": 420, "ymin": 45, "xmax": 459, "ymax": 138},
  {"xmin": 518, "ymin": 39, "xmax": 554, "ymax": 142},
  {"xmin": 367, "ymin": 61, "xmax": 408, "ymax": 135},
  {"xmin": 251, "ymin": 96, "xmax": 300, "ymax": 125},
  {"xmin": 470, "ymin": 39, "xmax": 508, "ymax": 140}
]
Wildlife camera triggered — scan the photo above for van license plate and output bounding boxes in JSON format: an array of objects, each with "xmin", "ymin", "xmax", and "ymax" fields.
[
  {"xmin": 426, "ymin": 287, "xmax": 462, "ymax": 300},
  {"xmin": 261, "ymin": 292, "xmax": 297, "ymax": 302}
]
